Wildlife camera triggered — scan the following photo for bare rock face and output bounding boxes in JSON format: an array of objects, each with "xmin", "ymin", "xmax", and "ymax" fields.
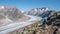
[
  {"xmin": 24, "ymin": 7, "xmax": 54, "ymax": 17},
  {"xmin": 0, "ymin": 6, "xmax": 26, "ymax": 27}
]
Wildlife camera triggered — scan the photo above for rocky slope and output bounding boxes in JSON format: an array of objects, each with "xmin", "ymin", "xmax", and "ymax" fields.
[
  {"xmin": 0, "ymin": 6, "xmax": 28, "ymax": 27},
  {"xmin": 46, "ymin": 11, "xmax": 60, "ymax": 27},
  {"xmin": 24, "ymin": 7, "xmax": 55, "ymax": 17},
  {"xmin": 18, "ymin": 11, "xmax": 60, "ymax": 34}
]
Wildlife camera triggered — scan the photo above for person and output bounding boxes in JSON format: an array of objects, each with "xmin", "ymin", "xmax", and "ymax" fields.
[
  {"xmin": 42, "ymin": 18, "xmax": 46, "ymax": 28},
  {"xmin": 39, "ymin": 17, "xmax": 47, "ymax": 30}
]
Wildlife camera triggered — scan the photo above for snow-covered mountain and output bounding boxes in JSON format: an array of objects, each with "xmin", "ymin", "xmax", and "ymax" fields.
[
  {"xmin": 0, "ymin": 6, "xmax": 25, "ymax": 20},
  {"xmin": 24, "ymin": 7, "xmax": 55, "ymax": 17},
  {"xmin": 0, "ymin": 6, "xmax": 28, "ymax": 27}
]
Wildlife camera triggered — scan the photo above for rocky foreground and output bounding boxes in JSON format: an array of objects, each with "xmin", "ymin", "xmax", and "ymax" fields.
[{"xmin": 18, "ymin": 11, "xmax": 60, "ymax": 34}]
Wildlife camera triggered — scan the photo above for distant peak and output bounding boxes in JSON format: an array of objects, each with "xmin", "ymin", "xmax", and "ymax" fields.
[
  {"xmin": 32, "ymin": 7, "xmax": 52, "ymax": 11},
  {"xmin": 0, "ymin": 6, "xmax": 5, "ymax": 9},
  {"xmin": 0, "ymin": 6, "xmax": 16, "ymax": 8},
  {"xmin": 1, "ymin": 6, "xmax": 4, "ymax": 8}
]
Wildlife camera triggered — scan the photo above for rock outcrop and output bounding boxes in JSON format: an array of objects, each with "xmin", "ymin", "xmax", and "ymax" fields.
[{"xmin": 46, "ymin": 11, "xmax": 60, "ymax": 27}]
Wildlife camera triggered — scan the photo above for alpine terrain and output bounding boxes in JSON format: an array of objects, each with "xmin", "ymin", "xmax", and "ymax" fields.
[
  {"xmin": 24, "ymin": 7, "xmax": 55, "ymax": 17},
  {"xmin": 0, "ymin": 6, "xmax": 28, "ymax": 27}
]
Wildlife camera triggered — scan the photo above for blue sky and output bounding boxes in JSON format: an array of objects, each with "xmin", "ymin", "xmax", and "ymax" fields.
[{"xmin": 0, "ymin": 0, "xmax": 60, "ymax": 11}]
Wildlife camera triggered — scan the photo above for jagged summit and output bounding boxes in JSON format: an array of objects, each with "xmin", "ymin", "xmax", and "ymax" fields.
[
  {"xmin": 24, "ymin": 7, "xmax": 54, "ymax": 17},
  {"xmin": 31, "ymin": 7, "xmax": 52, "ymax": 11}
]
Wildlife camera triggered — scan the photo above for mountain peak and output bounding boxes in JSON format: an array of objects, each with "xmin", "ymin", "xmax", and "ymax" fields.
[
  {"xmin": 0, "ymin": 6, "xmax": 16, "ymax": 9},
  {"xmin": 0, "ymin": 6, "xmax": 25, "ymax": 21},
  {"xmin": 0, "ymin": 6, "xmax": 5, "ymax": 9},
  {"xmin": 1, "ymin": 6, "xmax": 4, "ymax": 8},
  {"xmin": 24, "ymin": 7, "xmax": 54, "ymax": 17},
  {"xmin": 32, "ymin": 7, "xmax": 52, "ymax": 11}
]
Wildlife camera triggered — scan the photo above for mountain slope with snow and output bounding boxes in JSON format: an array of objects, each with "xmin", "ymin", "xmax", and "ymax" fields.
[
  {"xmin": 24, "ymin": 7, "xmax": 55, "ymax": 17},
  {"xmin": 0, "ymin": 6, "xmax": 28, "ymax": 27}
]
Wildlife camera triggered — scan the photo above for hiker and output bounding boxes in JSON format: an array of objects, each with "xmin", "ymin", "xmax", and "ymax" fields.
[
  {"xmin": 37, "ymin": 17, "xmax": 47, "ymax": 30},
  {"xmin": 42, "ymin": 18, "xmax": 47, "ymax": 29}
]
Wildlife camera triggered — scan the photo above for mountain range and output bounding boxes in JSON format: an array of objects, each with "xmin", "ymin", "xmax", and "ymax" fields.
[
  {"xmin": 0, "ymin": 6, "xmax": 58, "ymax": 27},
  {"xmin": 24, "ymin": 7, "xmax": 55, "ymax": 18}
]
